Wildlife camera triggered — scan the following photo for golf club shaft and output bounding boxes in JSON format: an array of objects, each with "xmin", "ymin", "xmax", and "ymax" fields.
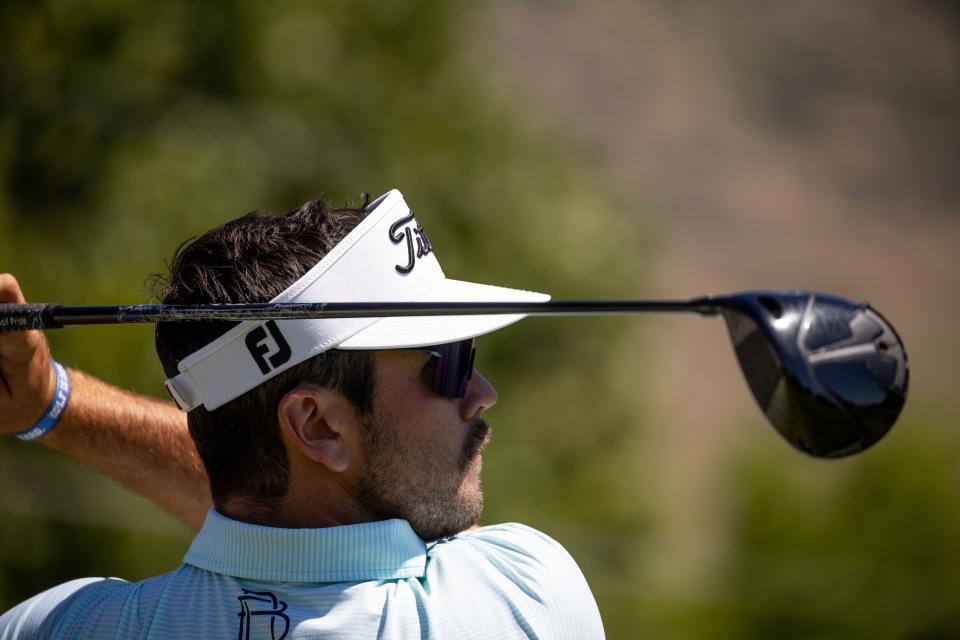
[{"xmin": 0, "ymin": 298, "xmax": 722, "ymax": 332}]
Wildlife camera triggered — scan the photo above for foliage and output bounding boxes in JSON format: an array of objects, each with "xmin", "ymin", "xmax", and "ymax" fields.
[
  {"xmin": 713, "ymin": 422, "xmax": 960, "ymax": 639},
  {"xmin": 2, "ymin": 2, "xmax": 958, "ymax": 639},
  {"xmin": 0, "ymin": 0, "xmax": 648, "ymax": 617}
]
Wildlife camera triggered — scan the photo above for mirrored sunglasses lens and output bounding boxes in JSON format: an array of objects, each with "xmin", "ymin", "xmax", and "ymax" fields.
[
  {"xmin": 431, "ymin": 339, "xmax": 476, "ymax": 398},
  {"xmin": 456, "ymin": 346, "xmax": 476, "ymax": 397}
]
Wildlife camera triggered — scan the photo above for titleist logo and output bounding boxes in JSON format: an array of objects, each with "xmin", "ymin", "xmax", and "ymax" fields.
[{"xmin": 389, "ymin": 210, "xmax": 433, "ymax": 274}]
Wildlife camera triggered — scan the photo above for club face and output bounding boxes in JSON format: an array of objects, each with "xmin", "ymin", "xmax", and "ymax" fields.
[{"xmin": 717, "ymin": 291, "xmax": 908, "ymax": 458}]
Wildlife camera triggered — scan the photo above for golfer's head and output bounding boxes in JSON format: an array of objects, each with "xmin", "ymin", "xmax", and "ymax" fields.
[
  {"xmin": 155, "ymin": 196, "xmax": 376, "ymax": 512},
  {"xmin": 153, "ymin": 191, "xmax": 539, "ymax": 539}
]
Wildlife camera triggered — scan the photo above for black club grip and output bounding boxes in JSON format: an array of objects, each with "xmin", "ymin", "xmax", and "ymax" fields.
[{"xmin": 0, "ymin": 304, "xmax": 63, "ymax": 333}]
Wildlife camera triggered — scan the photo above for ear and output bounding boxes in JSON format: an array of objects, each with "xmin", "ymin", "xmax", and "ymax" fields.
[{"xmin": 277, "ymin": 384, "xmax": 360, "ymax": 474}]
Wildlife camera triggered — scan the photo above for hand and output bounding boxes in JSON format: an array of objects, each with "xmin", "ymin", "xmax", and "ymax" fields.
[{"xmin": 0, "ymin": 274, "xmax": 56, "ymax": 435}]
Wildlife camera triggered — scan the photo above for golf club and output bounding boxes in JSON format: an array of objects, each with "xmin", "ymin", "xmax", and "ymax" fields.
[{"xmin": 0, "ymin": 289, "xmax": 908, "ymax": 459}]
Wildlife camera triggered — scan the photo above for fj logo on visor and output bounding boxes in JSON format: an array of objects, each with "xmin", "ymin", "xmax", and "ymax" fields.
[
  {"xmin": 245, "ymin": 320, "xmax": 292, "ymax": 375},
  {"xmin": 389, "ymin": 210, "xmax": 433, "ymax": 274}
]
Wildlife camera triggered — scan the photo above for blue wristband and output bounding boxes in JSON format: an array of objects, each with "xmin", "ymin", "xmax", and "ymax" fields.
[{"xmin": 15, "ymin": 361, "xmax": 71, "ymax": 442}]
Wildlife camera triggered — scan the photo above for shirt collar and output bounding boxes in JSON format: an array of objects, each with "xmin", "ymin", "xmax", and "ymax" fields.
[{"xmin": 183, "ymin": 509, "xmax": 428, "ymax": 582}]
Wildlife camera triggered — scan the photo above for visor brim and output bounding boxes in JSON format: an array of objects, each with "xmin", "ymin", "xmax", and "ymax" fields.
[{"xmin": 336, "ymin": 279, "xmax": 550, "ymax": 349}]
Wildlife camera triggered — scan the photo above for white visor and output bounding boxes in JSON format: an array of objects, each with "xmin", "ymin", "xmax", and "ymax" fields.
[{"xmin": 164, "ymin": 189, "xmax": 549, "ymax": 412}]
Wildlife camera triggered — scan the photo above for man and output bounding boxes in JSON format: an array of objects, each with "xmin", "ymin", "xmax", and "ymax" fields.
[{"xmin": 0, "ymin": 190, "xmax": 604, "ymax": 639}]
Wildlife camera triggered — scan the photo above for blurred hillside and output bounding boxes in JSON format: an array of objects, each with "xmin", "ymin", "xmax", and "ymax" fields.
[
  {"xmin": 1, "ymin": 0, "xmax": 959, "ymax": 638},
  {"xmin": 474, "ymin": 0, "xmax": 960, "ymax": 637}
]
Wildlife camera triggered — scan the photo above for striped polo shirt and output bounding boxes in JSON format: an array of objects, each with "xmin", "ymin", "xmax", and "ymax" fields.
[{"xmin": 0, "ymin": 509, "xmax": 604, "ymax": 639}]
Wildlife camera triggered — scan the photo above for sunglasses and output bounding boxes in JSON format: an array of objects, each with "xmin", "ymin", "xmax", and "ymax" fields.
[{"xmin": 414, "ymin": 338, "xmax": 477, "ymax": 399}]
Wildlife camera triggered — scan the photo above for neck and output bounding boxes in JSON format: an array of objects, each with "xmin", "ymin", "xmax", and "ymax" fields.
[{"xmin": 218, "ymin": 472, "xmax": 377, "ymax": 530}]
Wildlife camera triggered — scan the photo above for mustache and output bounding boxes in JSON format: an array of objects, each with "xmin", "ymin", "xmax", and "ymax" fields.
[{"xmin": 459, "ymin": 419, "xmax": 491, "ymax": 471}]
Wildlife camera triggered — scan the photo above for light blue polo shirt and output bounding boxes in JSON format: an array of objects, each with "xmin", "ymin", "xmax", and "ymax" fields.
[{"xmin": 0, "ymin": 510, "xmax": 604, "ymax": 639}]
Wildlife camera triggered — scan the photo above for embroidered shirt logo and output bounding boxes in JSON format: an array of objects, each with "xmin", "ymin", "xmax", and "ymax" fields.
[
  {"xmin": 236, "ymin": 589, "xmax": 290, "ymax": 640},
  {"xmin": 245, "ymin": 320, "xmax": 292, "ymax": 375},
  {"xmin": 388, "ymin": 210, "xmax": 433, "ymax": 274}
]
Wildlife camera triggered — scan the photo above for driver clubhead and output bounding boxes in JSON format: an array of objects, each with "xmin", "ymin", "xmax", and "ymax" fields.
[{"xmin": 716, "ymin": 291, "xmax": 908, "ymax": 458}]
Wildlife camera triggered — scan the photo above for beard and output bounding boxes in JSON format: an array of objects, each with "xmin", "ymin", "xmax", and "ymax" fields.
[{"xmin": 355, "ymin": 415, "xmax": 489, "ymax": 541}]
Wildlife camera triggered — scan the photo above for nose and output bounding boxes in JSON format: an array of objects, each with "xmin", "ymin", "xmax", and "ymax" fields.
[{"xmin": 461, "ymin": 369, "xmax": 497, "ymax": 421}]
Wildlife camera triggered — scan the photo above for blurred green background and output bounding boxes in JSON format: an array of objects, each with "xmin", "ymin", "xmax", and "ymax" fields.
[{"xmin": 1, "ymin": 0, "xmax": 958, "ymax": 637}]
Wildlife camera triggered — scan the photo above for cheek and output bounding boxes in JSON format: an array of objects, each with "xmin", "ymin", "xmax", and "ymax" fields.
[
  {"xmin": 371, "ymin": 401, "xmax": 465, "ymax": 475},
  {"xmin": 378, "ymin": 403, "xmax": 463, "ymax": 457},
  {"xmin": 371, "ymin": 354, "xmax": 470, "ymax": 467},
  {"xmin": 375, "ymin": 355, "xmax": 432, "ymax": 406},
  {"xmin": 375, "ymin": 359, "xmax": 462, "ymax": 444}
]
